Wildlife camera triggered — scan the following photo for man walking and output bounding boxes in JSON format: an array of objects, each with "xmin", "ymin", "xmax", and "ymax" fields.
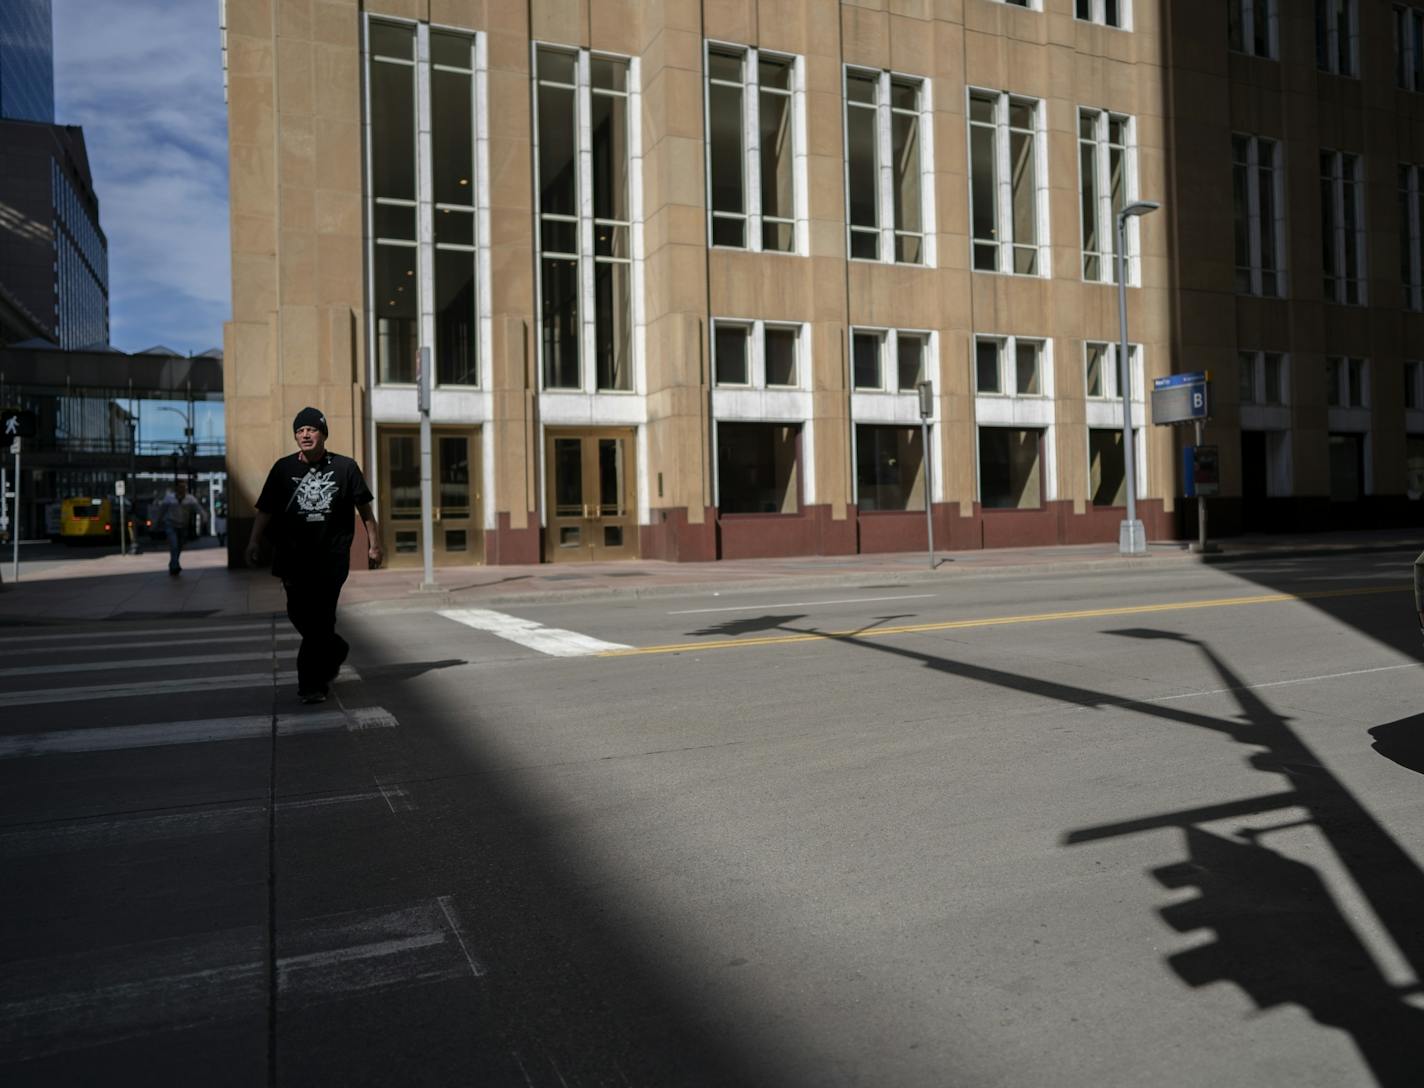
[
  {"xmin": 246, "ymin": 408, "xmax": 383, "ymax": 704},
  {"xmin": 154, "ymin": 479, "xmax": 201, "ymax": 576}
]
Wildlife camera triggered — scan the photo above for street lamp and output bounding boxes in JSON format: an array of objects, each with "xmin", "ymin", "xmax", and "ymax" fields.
[{"xmin": 1114, "ymin": 199, "xmax": 1160, "ymax": 557}]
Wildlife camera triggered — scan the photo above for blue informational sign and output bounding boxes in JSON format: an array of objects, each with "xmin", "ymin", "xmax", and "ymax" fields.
[{"xmin": 1151, "ymin": 373, "xmax": 1210, "ymax": 425}]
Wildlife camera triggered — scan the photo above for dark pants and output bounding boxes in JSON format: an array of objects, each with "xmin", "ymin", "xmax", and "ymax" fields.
[
  {"xmin": 165, "ymin": 526, "xmax": 183, "ymax": 572},
  {"xmin": 283, "ymin": 573, "xmax": 349, "ymax": 693}
]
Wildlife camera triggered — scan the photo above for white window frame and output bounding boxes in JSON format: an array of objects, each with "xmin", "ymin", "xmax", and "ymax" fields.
[
  {"xmin": 530, "ymin": 44, "xmax": 647, "ymax": 403},
  {"xmin": 994, "ymin": 0, "xmax": 1040, "ymax": 9},
  {"xmin": 967, "ymin": 88, "xmax": 1050, "ymax": 278},
  {"xmin": 1233, "ymin": 134, "xmax": 1287, "ymax": 297},
  {"xmin": 972, "ymin": 335, "xmax": 1058, "ymax": 503},
  {"xmin": 1326, "ymin": 356, "xmax": 1369, "ymax": 409},
  {"xmin": 1317, "ymin": 0, "xmax": 1359, "ymax": 77},
  {"xmin": 1078, "ymin": 108, "xmax": 1142, "ymax": 286},
  {"xmin": 709, "ymin": 318, "xmax": 816, "ymax": 506},
  {"xmin": 704, "ymin": 41, "xmax": 808, "ymax": 256},
  {"xmin": 1075, "ymin": 0, "xmax": 1131, "ymax": 30},
  {"xmin": 1397, "ymin": 5, "xmax": 1424, "ymax": 91},
  {"xmin": 1230, "ymin": 0, "xmax": 1278, "ymax": 59},
  {"xmin": 1405, "ymin": 361, "xmax": 1424, "ymax": 434},
  {"xmin": 842, "ymin": 65, "xmax": 936, "ymax": 267},
  {"xmin": 1238, "ymin": 350, "xmax": 1289, "ymax": 406},
  {"xmin": 849, "ymin": 328, "xmax": 942, "ymax": 506},
  {"xmin": 1321, "ymin": 150, "xmax": 1367, "ymax": 305},
  {"xmin": 1082, "ymin": 341, "xmax": 1147, "ymax": 501},
  {"xmin": 1402, "ymin": 164, "xmax": 1423, "ymax": 310}
]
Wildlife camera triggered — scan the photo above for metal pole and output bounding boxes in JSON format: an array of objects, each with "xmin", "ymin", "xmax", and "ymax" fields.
[
  {"xmin": 11, "ymin": 438, "xmax": 20, "ymax": 584},
  {"xmin": 922, "ymin": 415, "xmax": 934, "ymax": 569},
  {"xmin": 418, "ymin": 346, "xmax": 436, "ymax": 591},
  {"xmin": 119, "ymin": 490, "xmax": 126, "ymax": 556},
  {"xmin": 1195, "ymin": 418, "xmax": 1208, "ymax": 553},
  {"xmin": 1115, "ymin": 215, "xmax": 1145, "ymax": 556}
]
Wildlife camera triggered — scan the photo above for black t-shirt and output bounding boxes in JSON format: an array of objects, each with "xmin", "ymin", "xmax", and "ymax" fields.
[{"xmin": 255, "ymin": 450, "xmax": 374, "ymax": 578}]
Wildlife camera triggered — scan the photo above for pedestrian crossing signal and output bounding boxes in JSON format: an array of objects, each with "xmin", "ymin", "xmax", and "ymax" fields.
[{"xmin": 1, "ymin": 410, "xmax": 37, "ymax": 438}]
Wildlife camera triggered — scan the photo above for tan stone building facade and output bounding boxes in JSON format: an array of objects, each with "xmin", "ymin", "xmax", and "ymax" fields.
[{"xmin": 221, "ymin": 0, "xmax": 1423, "ymax": 569}]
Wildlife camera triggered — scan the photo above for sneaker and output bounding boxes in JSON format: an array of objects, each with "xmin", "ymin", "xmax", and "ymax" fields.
[{"xmin": 298, "ymin": 687, "xmax": 328, "ymax": 704}]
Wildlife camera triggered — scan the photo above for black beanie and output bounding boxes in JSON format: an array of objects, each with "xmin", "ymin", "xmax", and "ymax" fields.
[{"xmin": 293, "ymin": 407, "xmax": 328, "ymax": 436}]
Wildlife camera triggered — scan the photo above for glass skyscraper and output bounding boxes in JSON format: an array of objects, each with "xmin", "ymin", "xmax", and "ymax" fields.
[{"xmin": 0, "ymin": 0, "xmax": 54, "ymax": 123}]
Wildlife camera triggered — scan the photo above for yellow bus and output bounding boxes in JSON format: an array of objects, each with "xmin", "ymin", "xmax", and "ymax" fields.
[{"xmin": 60, "ymin": 497, "xmax": 118, "ymax": 544}]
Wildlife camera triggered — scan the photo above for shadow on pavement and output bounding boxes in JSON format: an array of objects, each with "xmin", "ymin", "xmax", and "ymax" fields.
[
  {"xmin": 1368, "ymin": 716, "xmax": 1424, "ymax": 776},
  {"xmin": 751, "ymin": 616, "xmax": 1424, "ymax": 1087}
]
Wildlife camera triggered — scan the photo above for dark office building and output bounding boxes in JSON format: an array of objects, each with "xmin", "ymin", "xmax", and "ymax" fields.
[
  {"xmin": 0, "ymin": 119, "xmax": 108, "ymax": 349},
  {"xmin": 0, "ymin": 0, "xmax": 54, "ymax": 123}
]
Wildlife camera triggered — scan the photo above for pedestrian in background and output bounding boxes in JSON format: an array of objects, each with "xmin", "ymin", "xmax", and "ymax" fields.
[
  {"xmin": 154, "ymin": 479, "xmax": 201, "ymax": 576},
  {"xmin": 246, "ymin": 407, "xmax": 383, "ymax": 704}
]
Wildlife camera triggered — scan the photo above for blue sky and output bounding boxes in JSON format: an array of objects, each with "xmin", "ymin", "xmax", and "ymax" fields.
[{"xmin": 53, "ymin": 0, "xmax": 230, "ymax": 355}]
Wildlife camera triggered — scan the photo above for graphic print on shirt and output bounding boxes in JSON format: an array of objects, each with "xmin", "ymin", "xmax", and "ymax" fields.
[{"xmin": 292, "ymin": 470, "xmax": 339, "ymax": 521}]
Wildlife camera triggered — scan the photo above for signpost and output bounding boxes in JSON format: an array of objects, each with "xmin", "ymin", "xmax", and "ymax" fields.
[
  {"xmin": 1151, "ymin": 372, "xmax": 1215, "ymax": 553},
  {"xmin": 116, "ymin": 479, "xmax": 127, "ymax": 556},
  {"xmin": 2, "ymin": 412, "xmax": 36, "ymax": 584},
  {"xmin": 417, "ymin": 346, "xmax": 437, "ymax": 591},
  {"xmin": 917, "ymin": 380, "xmax": 935, "ymax": 569}
]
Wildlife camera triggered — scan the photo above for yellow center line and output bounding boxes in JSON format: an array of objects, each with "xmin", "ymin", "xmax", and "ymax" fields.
[{"xmin": 598, "ymin": 584, "xmax": 1409, "ymax": 658}]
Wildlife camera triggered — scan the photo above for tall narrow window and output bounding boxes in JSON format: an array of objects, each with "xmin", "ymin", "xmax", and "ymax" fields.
[
  {"xmin": 845, "ymin": 67, "xmax": 931, "ymax": 265},
  {"xmin": 974, "ymin": 336, "xmax": 1048, "ymax": 396},
  {"xmin": 535, "ymin": 47, "xmax": 638, "ymax": 393},
  {"xmin": 1321, "ymin": 150, "xmax": 1366, "ymax": 305},
  {"xmin": 969, "ymin": 90, "xmax": 1045, "ymax": 275},
  {"xmin": 1079, "ymin": 108, "xmax": 1138, "ymax": 284},
  {"xmin": 1084, "ymin": 341, "xmax": 1141, "ymax": 400},
  {"xmin": 1401, "ymin": 164, "xmax": 1423, "ymax": 309},
  {"xmin": 432, "ymin": 31, "xmax": 477, "ymax": 385},
  {"xmin": 706, "ymin": 45, "xmax": 803, "ymax": 253},
  {"xmin": 1397, "ymin": 6, "xmax": 1424, "ymax": 90},
  {"xmin": 1229, "ymin": 0, "xmax": 1276, "ymax": 57},
  {"xmin": 1316, "ymin": 0, "xmax": 1358, "ymax": 76},
  {"xmin": 1232, "ymin": 134, "xmax": 1286, "ymax": 297},
  {"xmin": 1076, "ymin": 0, "xmax": 1128, "ymax": 29},
  {"xmin": 368, "ymin": 22, "xmax": 419, "ymax": 384}
]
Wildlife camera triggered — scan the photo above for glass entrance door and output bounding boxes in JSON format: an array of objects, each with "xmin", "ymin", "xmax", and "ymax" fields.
[
  {"xmin": 379, "ymin": 428, "xmax": 482, "ymax": 567},
  {"xmin": 544, "ymin": 430, "xmax": 638, "ymax": 562}
]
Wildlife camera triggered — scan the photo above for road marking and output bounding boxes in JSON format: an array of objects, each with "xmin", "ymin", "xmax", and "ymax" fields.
[
  {"xmin": 0, "ymin": 705, "xmax": 397, "ymax": 757},
  {"xmin": 0, "ymin": 620, "xmax": 281, "ymax": 645},
  {"xmin": 602, "ymin": 584, "xmax": 1409, "ymax": 657},
  {"xmin": 0, "ymin": 667, "xmax": 358, "ymax": 709},
  {"xmin": 439, "ymin": 607, "xmax": 629, "ymax": 656},
  {"xmin": 3, "ymin": 632, "xmax": 300, "ymax": 656},
  {"xmin": 667, "ymin": 593, "xmax": 937, "ymax": 615},
  {"xmin": 1146, "ymin": 661, "xmax": 1424, "ymax": 704},
  {"xmin": 0, "ymin": 899, "xmax": 482, "ymax": 1060},
  {"xmin": 0, "ymin": 651, "xmax": 284, "ymax": 678}
]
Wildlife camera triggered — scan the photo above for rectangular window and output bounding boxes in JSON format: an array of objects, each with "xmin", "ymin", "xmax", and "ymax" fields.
[
  {"xmin": 717, "ymin": 422, "xmax": 800, "ymax": 514},
  {"xmin": 1397, "ymin": 5, "xmax": 1424, "ymax": 90},
  {"xmin": 1239, "ymin": 350, "xmax": 1287, "ymax": 404},
  {"xmin": 1084, "ymin": 341, "xmax": 1141, "ymax": 400},
  {"xmin": 1401, "ymin": 164, "xmax": 1423, "ymax": 309},
  {"xmin": 432, "ymin": 31, "xmax": 478, "ymax": 386},
  {"xmin": 979, "ymin": 428, "xmax": 1043, "ymax": 509},
  {"xmin": 706, "ymin": 45, "xmax": 802, "ymax": 253},
  {"xmin": 969, "ymin": 90, "xmax": 1046, "ymax": 275},
  {"xmin": 1233, "ymin": 135, "xmax": 1286, "ymax": 297},
  {"xmin": 1406, "ymin": 359, "xmax": 1424, "ymax": 409},
  {"xmin": 1326, "ymin": 356, "xmax": 1368, "ymax": 407},
  {"xmin": 976, "ymin": 336, "xmax": 1047, "ymax": 396},
  {"xmin": 368, "ymin": 21, "xmax": 419, "ymax": 384},
  {"xmin": 1089, "ymin": 429, "xmax": 1126, "ymax": 506},
  {"xmin": 713, "ymin": 321, "xmax": 803, "ymax": 389},
  {"xmin": 535, "ymin": 48, "xmax": 636, "ymax": 392},
  {"xmin": 856, "ymin": 425, "xmax": 925, "ymax": 511},
  {"xmin": 1079, "ymin": 108, "xmax": 1139, "ymax": 284},
  {"xmin": 1229, "ymin": 0, "xmax": 1276, "ymax": 57},
  {"xmin": 1321, "ymin": 150, "xmax": 1366, "ymax": 305},
  {"xmin": 1076, "ymin": 0, "xmax": 1128, "ymax": 29},
  {"xmin": 1317, "ymin": 0, "xmax": 1358, "ymax": 76},
  {"xmin": 846, "ymin": 67, "xmax": 930, "ymax": 265},
  {"xmin": 853, "ymin": 330, "xmax": 885, "ymax": 390},
  {"xmin": 897, "ymin": 333, "xmax": 926, "ymax": 389}
]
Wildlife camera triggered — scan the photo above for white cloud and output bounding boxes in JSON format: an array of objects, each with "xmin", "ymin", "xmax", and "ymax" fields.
[{"xmin": 53, "ymin": 0, "xmax": 230, "ymax": 353}]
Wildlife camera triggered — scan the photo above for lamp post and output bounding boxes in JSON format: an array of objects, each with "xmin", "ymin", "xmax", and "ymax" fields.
[{"xmin": 1114, "ymin": 199, "xmax": 1160, "ymax": 557}]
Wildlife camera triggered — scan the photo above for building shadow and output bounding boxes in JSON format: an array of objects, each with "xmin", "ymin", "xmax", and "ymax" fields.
[{"xmin": 1368, "ymin": 716, "xmax": 1424, "ymax": 776}]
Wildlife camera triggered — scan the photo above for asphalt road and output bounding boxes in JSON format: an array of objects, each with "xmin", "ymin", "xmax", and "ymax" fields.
[{"xmin": 3, "ymin": 548, "xmax": 1423, "ymax": 1086}]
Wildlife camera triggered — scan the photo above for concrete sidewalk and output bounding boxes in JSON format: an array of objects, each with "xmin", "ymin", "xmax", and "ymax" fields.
[{"xmin": 1, "ymin": 527, "xmax": 1421, "ymax": 625}]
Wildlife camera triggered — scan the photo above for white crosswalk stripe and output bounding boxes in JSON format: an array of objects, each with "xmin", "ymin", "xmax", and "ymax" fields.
[
  {"xmin": 438, "ymin": 607, "xmax": 630, "ymax": 656},
  {"xmin": 0, "ymin": 665, "xmax": 360, "ymax": 708},
  {"xmin": 0, "ymin": 704, "xmax": 398, "ymax": 758}
]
